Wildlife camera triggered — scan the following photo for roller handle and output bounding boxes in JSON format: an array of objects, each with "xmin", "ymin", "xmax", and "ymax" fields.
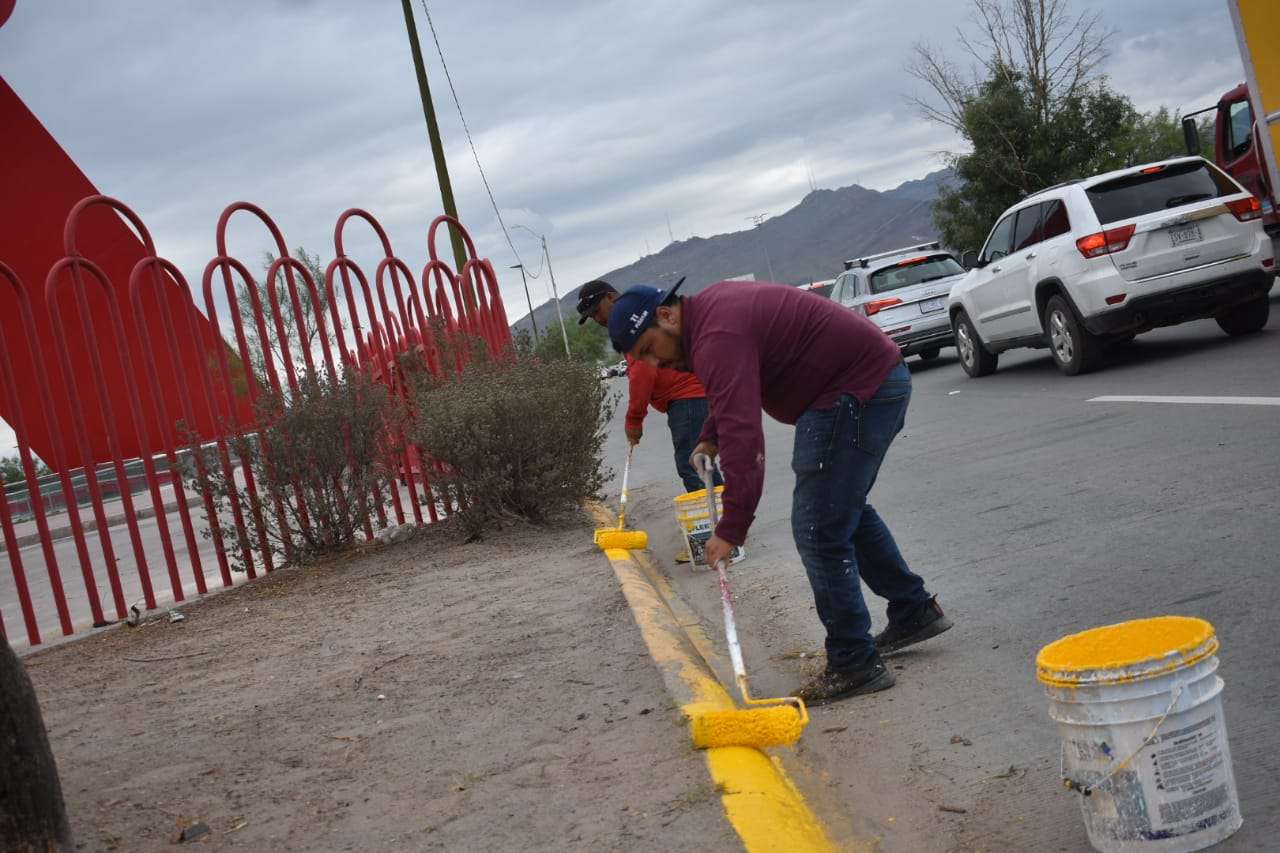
[
  {"xmin": 694, "ymin": 453, "xmax": 747, "ymax": 685},
  {"xmin": 617, "ymin": 445, "xmax": 633, "ymax": 529}
]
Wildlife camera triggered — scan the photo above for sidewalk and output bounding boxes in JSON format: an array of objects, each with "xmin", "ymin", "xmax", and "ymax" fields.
[{"xmin": 22, "ymin": 515, "xmax": 738, "ymax": 851}]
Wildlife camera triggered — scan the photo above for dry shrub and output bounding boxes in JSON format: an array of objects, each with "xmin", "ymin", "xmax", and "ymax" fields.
[
  {"xmin": 194, "ymin": 370, "xmax": 409, "ymax": 569},
  {"xmin": 411, "ymin": 352, "xmax": 614, "ymax": 538}
]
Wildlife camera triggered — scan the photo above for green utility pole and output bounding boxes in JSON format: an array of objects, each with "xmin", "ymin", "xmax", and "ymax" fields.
[{"xmin": 400, "ymin": 0, "xmax": 469, "ymax": 276}]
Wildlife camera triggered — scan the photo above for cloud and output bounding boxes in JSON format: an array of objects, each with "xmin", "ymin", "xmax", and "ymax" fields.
[{"xmin": 0, "ymin": 0, "xmax": 1249, "ymax": 329}]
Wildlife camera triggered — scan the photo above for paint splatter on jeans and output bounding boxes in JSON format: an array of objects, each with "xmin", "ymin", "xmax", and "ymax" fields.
[{"xmin": 790, "ymin": 362, "xmax": 930, "ymax": 670}]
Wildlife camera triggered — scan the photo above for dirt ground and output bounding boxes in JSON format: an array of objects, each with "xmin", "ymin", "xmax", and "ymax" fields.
[{"xmin": 21, "ymin": 513, "xmax": 739, "ymax": 852}]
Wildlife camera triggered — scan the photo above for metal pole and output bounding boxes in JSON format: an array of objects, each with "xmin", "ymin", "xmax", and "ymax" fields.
[
  {"xmin": 510, "ymin": 263, "xmax": 539, "ymax": 343},
  {"xmin": 747, "ymin": 213, "xmax": 776, "ymax": 282},
  {"xmin": 399, "ymin": 0, "xmax": 469, "ymax": 276},
  {"xmin": 542, "ymin": 237, "xmax": 571, "ymax": 358}
]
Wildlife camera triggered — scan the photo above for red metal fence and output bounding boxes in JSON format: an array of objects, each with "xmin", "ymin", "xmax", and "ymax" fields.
[{"xmin": 0, "ymin": 196, "xmax": 511, "ymax": 647}]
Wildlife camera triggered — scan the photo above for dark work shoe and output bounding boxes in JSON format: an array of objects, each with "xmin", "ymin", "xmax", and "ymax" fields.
[
  {"xmin": 874, "ymin": 596, "xmax": 953, "ymax": 655},
  {"xmin": 794, "ymin": 656, "xmax": 895, "ymax": 706}
]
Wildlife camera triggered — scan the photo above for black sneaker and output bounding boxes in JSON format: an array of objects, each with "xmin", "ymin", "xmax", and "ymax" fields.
[
  {"xmin": 874, "ymin": 596, "xmax": 953, "ymax": 655},
  {"xmin": 794, "ymin": 655, "xmax": 895, "ymax": 706}
]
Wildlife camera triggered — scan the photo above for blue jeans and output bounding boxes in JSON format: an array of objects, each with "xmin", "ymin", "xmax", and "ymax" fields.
[
  {"xmin": 667, "ymin": 397, "xmax": 722, "ymax": 492},
  {"xmin": 790, "ymin": 361, "xmax": 929, "ymax": 670}
]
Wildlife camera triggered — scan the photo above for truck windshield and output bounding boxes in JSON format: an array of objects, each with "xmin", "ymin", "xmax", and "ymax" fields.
[
  {"xmin": 869, "ymin": 255, "xmax": 963, "ymax": 294},
  {"xmin": 1086, "ymin": 161, "xmax": 1238, "ymax": 225}
]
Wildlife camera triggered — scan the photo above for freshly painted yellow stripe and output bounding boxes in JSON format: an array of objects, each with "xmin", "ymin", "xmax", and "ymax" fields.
[
  {"xmin": 589, "ymin": 503, "xmax": 841, "ymax": 853},
  {"xmin": 706, "ymin": 748, "xmax": 836, "ymax": 853}
]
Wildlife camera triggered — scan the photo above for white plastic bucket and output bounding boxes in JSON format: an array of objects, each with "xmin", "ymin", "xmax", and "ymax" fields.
[
  {"xmin": 1036, "ymin": 616, "xmax": 1241, "ymax": 853},
  {"xmin": 672, "ymin": 486, "xmax": 744, "ymax": 567}
]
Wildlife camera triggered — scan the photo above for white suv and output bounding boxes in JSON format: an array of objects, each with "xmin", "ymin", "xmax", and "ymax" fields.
[{"xmin": 948, "ymin": 157, "xmax": 1275, "ymax": 376}]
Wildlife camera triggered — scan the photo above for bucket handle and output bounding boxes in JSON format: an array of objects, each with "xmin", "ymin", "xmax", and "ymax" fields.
[{"xmin": 1060, "ymin": 683, "xmax": 1184, "ymax": 797}]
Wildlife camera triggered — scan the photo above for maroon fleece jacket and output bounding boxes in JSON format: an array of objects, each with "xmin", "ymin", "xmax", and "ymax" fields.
[{"xmin": 685, "ymin": 281, "xmax": 901, "ymax": 545}]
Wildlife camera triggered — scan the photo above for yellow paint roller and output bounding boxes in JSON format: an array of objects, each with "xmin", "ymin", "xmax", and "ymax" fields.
[
  {"xmin": 687, "ymin": 453, "xmax": 808, "ymax": 750},
  {"xmin": 594, "ymin": 445, "xmax": 649, "ymax": 551}
]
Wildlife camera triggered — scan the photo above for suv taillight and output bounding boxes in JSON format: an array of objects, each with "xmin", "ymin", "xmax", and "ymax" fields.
[
  {"xmin": 1075, "ymin": 224, "xmax": 1136, "ymax": 258},
  {"xmin": 1226, "ymin": 196, "xmax": 1262, "ymax": 221},
  {"xmin": 864, "ymin": 297, "xmax": 902, "ymax": 316}
]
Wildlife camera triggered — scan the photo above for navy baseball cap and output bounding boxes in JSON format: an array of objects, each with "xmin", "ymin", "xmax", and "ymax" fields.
[{"xmin": 607, "ymin": 277, "xmax": 685, "ymax": 353}]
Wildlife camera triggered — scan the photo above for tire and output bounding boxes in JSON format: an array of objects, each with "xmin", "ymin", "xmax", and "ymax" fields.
[
  {"xmin": 918, "ymin": 347, "xmax": 940, "ymax": 361},
  {"xmin": 953, "ymin": 310, "xmax": 997, "ymax": 377},
  {"xmin": 1216, "ymin": 296, "xmax": 1270, "ymax": 336},
  {"xmin": 1045, "ymin": 295, "xmax": 1104, "ymax": 375}
]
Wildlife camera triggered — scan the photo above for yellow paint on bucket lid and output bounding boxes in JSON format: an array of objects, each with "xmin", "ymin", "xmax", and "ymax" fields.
[
  {"xmin": 1036, "ymin": 616, "xmax": 1218, "ymax": 687},
  {"xmin": 673, "ymin": 485, "xmax": 724, "ymax": 506}
]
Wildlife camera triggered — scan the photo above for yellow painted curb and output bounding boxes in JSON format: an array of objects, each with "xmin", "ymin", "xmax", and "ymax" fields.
[{"xmin": 588, "ymin": 503, "xmax": 842, "ymax": 853}]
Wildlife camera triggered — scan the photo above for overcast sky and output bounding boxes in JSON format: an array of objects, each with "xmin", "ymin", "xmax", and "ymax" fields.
[{"xmin": 0, "ymin": 0, "xmax": 1244, "ymax": 320}]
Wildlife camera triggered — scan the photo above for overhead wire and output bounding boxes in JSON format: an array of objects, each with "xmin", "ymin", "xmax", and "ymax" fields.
[{"xmin": 417, "ymin": 0, "xmax": 533, "ymax": 273}]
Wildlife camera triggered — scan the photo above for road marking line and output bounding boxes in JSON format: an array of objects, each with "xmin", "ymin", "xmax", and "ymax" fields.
[
  {"xmin": 1088, "ymin": 395, "xmax": 1280, "ymax": 406},
  {"xmin": 587, "ymin": 503, "xmax": 846, "ymax": 853}
]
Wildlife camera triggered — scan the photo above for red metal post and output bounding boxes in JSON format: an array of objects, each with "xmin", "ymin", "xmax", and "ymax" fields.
[
  {"xmin": 47, "ymin": 255, "xmax": 179, "ymax": 609},
  {"xmin": 0, "ymin": 262, "xmax": 73, "ymax": 636},
  {"xmin": 129, "ymin": 256, "xmax": 237, "ymax": 590},
  {"xmin": 0, "ymin": 474, "xmax": 40, "ymax": 645}
]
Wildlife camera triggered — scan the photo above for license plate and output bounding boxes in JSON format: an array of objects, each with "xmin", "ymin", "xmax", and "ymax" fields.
[
  {"xmin": 918, "ymin": 297, "xmax": 945, "ymax": 314},
  {"xmin": 1169, "ymin": 223, "xmax": 1203, "ymax": 247}
]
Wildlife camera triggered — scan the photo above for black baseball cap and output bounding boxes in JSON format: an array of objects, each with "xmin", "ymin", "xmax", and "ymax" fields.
[
  {"xmin": 575, "ymin": 280, "xmax": 618, "ymax": 325},
  {"xmin": 607, "ymin": 277, "xmax": 686, "ymax": 353}
]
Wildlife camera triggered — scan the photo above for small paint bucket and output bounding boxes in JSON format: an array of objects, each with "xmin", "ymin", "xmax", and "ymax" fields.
[
  {"xmin": 673, "ymin": 486, "xmax": 744, "ymax": 567},
  {"xmin": 1036, "ymin": 616, "xmax": 1241, "ymax": 853}
]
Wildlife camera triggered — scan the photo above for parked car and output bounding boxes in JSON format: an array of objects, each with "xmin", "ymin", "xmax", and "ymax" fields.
[
  {"xmin": 598, "ymin": 360, "xmax": 628, "ymax": 381},
  {"xmin": 949, "ymin": 156, "xmax": 1276, "ymax": 377},
  {"xmin": 828, "ymin": 242, "xmax": 966, "ymax": 360},
  {"xmin": 799, "ymin": 279, "xmax": 836, "ymax": 299}
]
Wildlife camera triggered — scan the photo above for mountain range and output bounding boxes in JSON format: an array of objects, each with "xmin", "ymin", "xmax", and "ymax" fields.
[{"xmin": 510, "ymin": 168, "xmax": 952, "ymax": 334}]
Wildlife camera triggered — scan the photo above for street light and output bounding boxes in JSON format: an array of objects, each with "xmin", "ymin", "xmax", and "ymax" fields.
[
  {"xmin": 512, "ymin": 224, "xmax": 571, "ymax": 358},
  {"xmin": 509, "ymin": 263, "xmax": 540, "ymax": 344}
]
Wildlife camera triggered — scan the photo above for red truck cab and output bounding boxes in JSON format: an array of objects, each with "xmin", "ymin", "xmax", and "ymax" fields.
[{"xmin": 1190, "ymin": 83, "xmax": 1280, "ymax": 231}]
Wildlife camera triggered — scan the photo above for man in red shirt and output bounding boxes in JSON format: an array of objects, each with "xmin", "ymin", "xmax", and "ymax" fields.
[
  {"xmin": 608, "ymin": 279, "xmax": 952, "ymax": 705},
  {"xmin": 577, "ymin": 280, "xmax": 723, "ymax": 497}
]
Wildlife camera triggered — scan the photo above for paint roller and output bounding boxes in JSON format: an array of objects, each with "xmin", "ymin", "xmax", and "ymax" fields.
[
  {"xmin": 686, "ymin": 453, "xmax": 808, "ymax": 750},
  {"xmin": 594, "ymin": 445, "xmax": 649, "ymax": 551}
]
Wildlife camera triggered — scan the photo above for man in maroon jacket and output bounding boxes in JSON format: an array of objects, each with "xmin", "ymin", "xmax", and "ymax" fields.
[{"xmin": 608, "ymin": 279, "xmax": 952, "ymax": 704}]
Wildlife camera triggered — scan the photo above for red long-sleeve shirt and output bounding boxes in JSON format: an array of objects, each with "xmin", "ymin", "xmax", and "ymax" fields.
[
  {"xmin": 687, "ymin": 281, "xmax": 901, "ymax": 546},
  {"xmin": 625, "ymin": 354, "xmax": 706, "ymax": 431}
]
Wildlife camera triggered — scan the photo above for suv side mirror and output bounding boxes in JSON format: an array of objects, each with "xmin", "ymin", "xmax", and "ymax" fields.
[
  {"xmin": 960, "ymin": 250, "xmax": 982, "ymax": 270},
  {"xmin": 1182, "ymin": 116, "xmax": 1203, "ymax": 157}
]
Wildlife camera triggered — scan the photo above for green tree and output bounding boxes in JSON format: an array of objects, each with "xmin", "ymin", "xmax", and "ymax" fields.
[
  {"xmin": 534, "ymin": 319, "xmax": 611, "ymax": 367},
  {"xmin": 909, "ymin": 0, "xmax": 1212, "ymax": 251},
  {"xmin": 1118, "ymin": 107, "xmax": 1214, "ymax": 165},
  {"xmin": 237, "ymin": 246, "xmax": 333, "ymax": 385},
  {"xmin": 0, "ymin": 455, "xmax": 51, "ymax": 486},
  {"xmin": 927, "ymin": 65, "xmax": 1136, "ymax": 250}
]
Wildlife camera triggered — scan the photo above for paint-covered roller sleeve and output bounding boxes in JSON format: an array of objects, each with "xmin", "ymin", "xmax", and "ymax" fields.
[
  {"xmin": 690, "ymin": 705, "xmax": 806, "ymax": 750},
  {"xmin": 594, "ymin": 529, "xmax": 649, "ymax": 551}
]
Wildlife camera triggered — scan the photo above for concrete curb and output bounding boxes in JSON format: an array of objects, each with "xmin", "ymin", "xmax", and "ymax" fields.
[{"xmin": 587, "ymin": 502, "xmax": 850, "ymax": 853}]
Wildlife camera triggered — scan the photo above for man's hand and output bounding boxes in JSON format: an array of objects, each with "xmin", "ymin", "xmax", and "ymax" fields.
[
  {"xmin": 625, "ymin": 426, "xmax": 642, "ymax": 446},
  {"xmin": 704, "ymin": 535, "xmax": 734, "ymax": 571},
  {"xmin": 690, "ymin": 440, "xmax": 718, "ymax": 472}
]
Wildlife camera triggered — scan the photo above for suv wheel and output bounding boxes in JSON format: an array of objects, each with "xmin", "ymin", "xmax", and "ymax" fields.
[
  {"xmin": 1045, "ymin": 295, "xmax": 1103, "ymax": 376},
  {"xmin": 953, "ymin": 310, "xmax": 997, "ymax": 377},
  {"xmin": 1216, "ymin": 296, "xmax": 1270, "ymax": 336}
]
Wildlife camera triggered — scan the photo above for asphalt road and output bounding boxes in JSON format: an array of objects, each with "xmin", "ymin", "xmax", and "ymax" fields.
[{"xmin": 610, "ymin": 286, "xmax": 1280, "ymax": 852}]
